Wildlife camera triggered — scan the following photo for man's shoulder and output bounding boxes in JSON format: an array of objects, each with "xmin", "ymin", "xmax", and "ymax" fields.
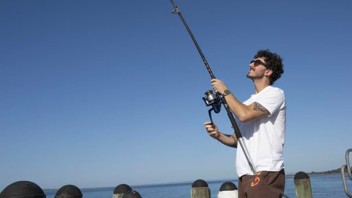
[{"xmin": 263, "ymin": 86, "xmax": 285, "ymax": 96}]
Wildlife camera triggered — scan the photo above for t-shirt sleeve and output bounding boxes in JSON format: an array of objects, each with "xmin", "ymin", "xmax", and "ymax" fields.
[{"xmin": 256, "ymin": 88, "xmax": 285, "ymax": 116}]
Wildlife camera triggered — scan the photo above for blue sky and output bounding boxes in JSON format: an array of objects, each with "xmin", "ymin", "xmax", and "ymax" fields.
[{"xmin": 1, "ymin": 0, "xmax": 351, "ymax": 190}]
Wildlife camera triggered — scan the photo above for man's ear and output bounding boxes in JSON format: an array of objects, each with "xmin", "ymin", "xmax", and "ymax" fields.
[{"xmin": 265, "ymin": 69, "xmax": 273, "ymax": 77}]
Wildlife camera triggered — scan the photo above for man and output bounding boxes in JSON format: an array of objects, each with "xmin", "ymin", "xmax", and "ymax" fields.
[{"xmin": 204, "ymin": 49, "xmax": 286, "ymax": 197}]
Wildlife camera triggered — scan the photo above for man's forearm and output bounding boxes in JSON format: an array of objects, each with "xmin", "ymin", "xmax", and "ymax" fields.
[
  {"xmin": 223, "ymin": 93, "xmax": 250, "ymax": 122},
  {"xmin": 217, "ymin": 132, "xmax": 237, "ymax": 148}
]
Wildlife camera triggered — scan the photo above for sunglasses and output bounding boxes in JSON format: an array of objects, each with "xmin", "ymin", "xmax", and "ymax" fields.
[{"xmin": 250, "ymin": 59, "xmax": 267, "ymax": 67}]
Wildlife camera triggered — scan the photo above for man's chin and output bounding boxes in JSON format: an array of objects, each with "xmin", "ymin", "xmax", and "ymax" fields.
[{"xmin": 246, "ymin": 74, "xmax": 256, "ymax": 81}]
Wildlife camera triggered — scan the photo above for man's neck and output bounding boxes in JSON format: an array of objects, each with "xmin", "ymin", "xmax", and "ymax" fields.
[{"xmin": 253, "ymin": 79, "xmax": 270, "ymax": 93}]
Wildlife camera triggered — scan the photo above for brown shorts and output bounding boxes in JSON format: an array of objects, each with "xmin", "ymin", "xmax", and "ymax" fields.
[{"xmin": 238, "ymin": 169, "xmax": 285, "ymax": 198}]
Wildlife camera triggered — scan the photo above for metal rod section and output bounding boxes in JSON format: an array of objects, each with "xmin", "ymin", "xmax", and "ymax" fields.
[
  {"xmin": 222, "ymin": 100, "xmax": 256, "ymax": 174},
  {"xmin": 170, "ymin": 0, "xmax": 215, "ymax": 79},
  {"xmin": 345, "ymin": 148, "xmax": 352, "ymax": 180},
  {"xmin": 341, "ymin": 165, "xmax": 352, "ymax": 198}
]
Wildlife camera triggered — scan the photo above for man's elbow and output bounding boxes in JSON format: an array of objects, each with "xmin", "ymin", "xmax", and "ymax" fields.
[{"xmin": 237, "ymin": 114, "xmax": 252, "ymax": 123}]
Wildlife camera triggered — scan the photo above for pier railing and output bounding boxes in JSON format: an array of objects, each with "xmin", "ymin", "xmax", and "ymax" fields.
[{"xmin": 341, "ymin": 148, "xmax": 352, "ymax": 198}]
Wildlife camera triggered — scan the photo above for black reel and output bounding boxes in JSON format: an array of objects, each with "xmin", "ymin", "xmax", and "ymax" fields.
[{"xmin": 202, "ymin": 90, "xmax": 223, "ymax": 123}]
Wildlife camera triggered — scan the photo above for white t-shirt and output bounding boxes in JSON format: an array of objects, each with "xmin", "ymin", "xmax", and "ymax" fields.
[{"xmin": 236, "ymin": 86, "xmax": 286, "ymax": 177}]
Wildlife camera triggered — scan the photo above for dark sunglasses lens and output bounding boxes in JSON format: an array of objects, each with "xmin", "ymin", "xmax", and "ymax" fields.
[
  {"xmin": 250, "ymin": 60, "xmax": 265, "ymax": 66},
  {"xmin": 250, "ymin": 60, "xmax": 259, "ymax": 66}
]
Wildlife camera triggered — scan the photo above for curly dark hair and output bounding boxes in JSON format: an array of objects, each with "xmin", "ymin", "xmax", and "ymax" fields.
[{"xmin": 254, "ymin": 49, "xmax": 284, "ymax": 85}]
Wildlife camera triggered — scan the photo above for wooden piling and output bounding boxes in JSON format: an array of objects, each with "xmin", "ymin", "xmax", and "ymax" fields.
[
  {"xmin": 294, "ymin": 171, "xmax": 313, "ymax": 198},
  {"xmin": 217, "ymin": 181, "xmax": 238, "ymax": 198},
  {"xmin": 0, "ymin": 180, "xmax": 46, "ymax": 198},
  {"xmin": 55, "ymin": 184, "xmax": 82, "ymax": 198},
  {"xmin": 191, "ymin": 179, "xmax": 210, "ymax": 198},
  {"xmin": 113, "ymin": 184, "xmax": 132, "ymax": 198},
  {"xmin": 122, "ymin": 190, "xmax": 142, "ymax": 198}
]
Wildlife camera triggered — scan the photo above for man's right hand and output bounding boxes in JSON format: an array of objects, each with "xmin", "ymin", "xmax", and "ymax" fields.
[{"xmin": 204, "ymin": 121, "xmax": 221, "ymax": 139}]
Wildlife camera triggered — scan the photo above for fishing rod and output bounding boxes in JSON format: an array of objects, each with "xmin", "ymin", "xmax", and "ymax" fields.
[{"xmin": 169, "ymin": 0, "xmax": 256, "ymax": 175}]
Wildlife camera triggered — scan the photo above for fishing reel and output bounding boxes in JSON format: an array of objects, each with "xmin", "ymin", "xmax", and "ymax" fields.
[{"xmin": 202, "ymin": 90, "xmax": 223, "ymax": 123}]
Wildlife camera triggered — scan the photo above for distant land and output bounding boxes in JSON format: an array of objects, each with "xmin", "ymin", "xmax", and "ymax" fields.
[
  {"xmin": 286, "ymin": 168, "xmax": 342, "ymax": 177},
  {"xmin": 308, "ymin": 168, "xmax": 341, "ymax": 175}
]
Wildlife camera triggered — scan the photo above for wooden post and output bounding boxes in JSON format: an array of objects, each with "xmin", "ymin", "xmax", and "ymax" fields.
[
  {"xmin": 122, "ymin": 190, "xmax": 142, "ymax": 198},
  {"xmin": 55, "ymin": 184, "xmax": 82, "ymax": 198},
  {"xmin": 294, "ymin": 171, "xmax": 313, "ymax": 198},
  {"xmin": 0, "ymin": 180, "xmax": 46, "ymax": 198},
  {"xmin": 191, "ymin": 179, "xmax": 210, "ymax": 198},
  {"xmin": 113, "ymin": 184, "xmax": 132, "ymax": 198},
  {"xmin": 217, "ymin": 181, "xmax": 238, "ymax": 198}
]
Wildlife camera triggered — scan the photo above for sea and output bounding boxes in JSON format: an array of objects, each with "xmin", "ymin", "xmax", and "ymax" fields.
[{"xmin": 44, "ymin": 173, "xmax": 350, "ymax": 198}]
